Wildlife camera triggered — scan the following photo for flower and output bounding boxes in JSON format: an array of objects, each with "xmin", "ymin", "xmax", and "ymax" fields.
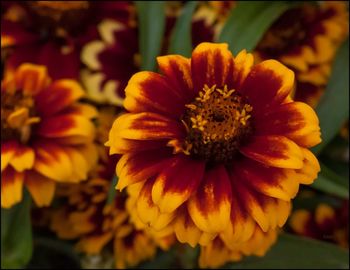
[
  {"xmin": 1, "ymin": 1, "xmax": 134, "ymax": 80},
  {"xmin": 106, "ymin": 42, "xmax": 321, "ymax": 248},
  {"xmin": 50, "ymin": 106, "xmax": 172, "ymax": 269},
  {"xmin": 80, "ymin": 19, "xmax": 139, "ymax": 106},
  {"xmin": 289, "ymin": 200, "xmax": 349, "ymax": 248},
  {"xmin": 199, "ymin": 227, "xmax": 278, "ymax": 268},
  {"xmin": 1, "ymin": 63, "xmax": 97, "ymax": 208},
  {"xmin": 255, "ymin": 1, "xmax": 349, "ymax": 107}
]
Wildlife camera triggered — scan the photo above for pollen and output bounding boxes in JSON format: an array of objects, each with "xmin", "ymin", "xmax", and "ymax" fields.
[
  {"xmin": 1, "ymin": 89, "xmax": 40, "ymax": 144},
  {"xmin": 182, "ymin": 84, "xmax": 253, "ymax": 163}
]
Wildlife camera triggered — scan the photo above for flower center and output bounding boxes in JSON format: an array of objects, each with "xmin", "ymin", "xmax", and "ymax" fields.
[
  {"xmin": 182, "ymin": 84, "xmax": 253, "ymax": 163},
  {"xmin": 25, "ymin": 1, "xmax": 90, "ymax": 37},
  {"xmin": 1, "ymin": 89, "xmax": 40, "ymax": 144}
]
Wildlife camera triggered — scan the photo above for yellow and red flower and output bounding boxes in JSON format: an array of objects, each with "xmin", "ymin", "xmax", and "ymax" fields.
[
  {"xmin": 255, "ymin": 1, "xmax": 349, "ymax": 107},
  {"xmin": 1, "ymin": 63, "xmax": 97, "ymax": 208},
  {"xmin": 289, "ymin": 200, "xmax": 349, "ymax": 248},
  {"xmin": 106, "ymin": 42, "xmax": 321, "ymax": 248},
  {"xmin": 1, "ymin": 1, "xmax": 134, "ymax": 80},
  {"xmin": 80, "ymin": 19, "xmax": 139, "ymax": 106},
  {"xmin": 50, "ymin": 106, "xmax": 172, "ymax": 269}
]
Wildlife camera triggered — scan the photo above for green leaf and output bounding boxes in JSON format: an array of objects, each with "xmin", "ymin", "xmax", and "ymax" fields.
[
  {"xmin": 226, "ymin": 233, "xmax": 349, "ymax": 269},
  {"xmin": 168, "ymin": 1, "xmax": 198, "ymax": 57},
  {"xmin": 27, "ymin": 237, "xmax": 81, "ymax": 269},
  {"xmin": 312, "ymin": 38, "xmax": 349, "ymax": 155},
  {"xmin": 135, "ymin": 1, "xmax": 166, "ymax": 71},
  {"xmin": 217, "ymin": 1, "xmax": 292, "ymax": 54},
  {"xmin": 1, "ymin": 192, "xmax": 33, "ymax": 269},
  {"xmin": 311, "ymin": 163, "xmax": 349, "ymax": 199},
  {"xmin": 106, "ymin": 176, "xmax": 119, "ymax": 205}
]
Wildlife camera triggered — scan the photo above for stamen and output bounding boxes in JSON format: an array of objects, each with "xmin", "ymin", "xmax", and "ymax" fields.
[{"xmin": 181, "ymin": 84, "xmax": 253, "ymax": 163}]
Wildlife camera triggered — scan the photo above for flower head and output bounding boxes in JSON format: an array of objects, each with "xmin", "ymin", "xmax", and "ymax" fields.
[
  {"xmin": 255, "ymin": 1, "xmax": 349, "ymax": 107},
  {"xmin": 289, "ymin": 200, "xmax": 349, "ymax": 248},
  {"xmin": 1, "ymin": 63, "xmax": 97, "ymax": 208},
  {"xmin": 106, "ymin": 42, "xmax": 321, "ymax": 248}
]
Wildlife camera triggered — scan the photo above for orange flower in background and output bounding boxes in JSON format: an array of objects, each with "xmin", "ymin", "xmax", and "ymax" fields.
[
  {"xmin": 1, "ymin": 63, "xmax": 97, "ymax": 208},
  {"xmin": 289, "ymin": 200, "xmax": 349, "ymax": 249},
  {"xmin": 106, "ymin": 42, "xmax": 321, "ymax": 250},
  {"xmin": 255, "ymin": 1, "xmax": 349, "ymax": 107}
]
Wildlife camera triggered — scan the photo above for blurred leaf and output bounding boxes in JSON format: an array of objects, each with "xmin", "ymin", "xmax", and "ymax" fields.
[
  {"xmin": 168, "ymin": 1, "xmax": 198, "ymax": 56},
  {"xmin": 311, "ymin": 163, "xmax": 349, "ymax": 199},
  {"xmin": 135, "ymin": 1, "xmax": 166, "ymax": 71},
  {"xmin": 1, "ymin": 192, "xmax": 32, "ymax": 269},
  {"xmin": 27, "ymin": 237, "xmax": 81, "ymax": 269},
  {"xmin": 312, "ymin": 38, "xmax": 349, "ymax": 155},
  {"xmin": 218, "ymin": 1, "xmax": 292, "ymax": 54},
  {"xmin": 226, "ymin": 233, "xmax": 349, "ymax": 269},
  {"xmin": 106, "ymin": 176, "xmax": 118, "ymax": 205},
  {"xmin": 137, "ymin": 248, "xmax": 179, "ymax": 269}
]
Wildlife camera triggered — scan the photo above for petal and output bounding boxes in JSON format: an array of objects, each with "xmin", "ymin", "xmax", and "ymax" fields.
[
  {"xmin": 25, "ymin": 171, "xmax": 56, "ymax": 207},
  {"xmin": 76, "ymin": 233, "xmax": 113, "ymax": 254},
  {"xmin": 191, "ymin": 42, "xmax": 234, "ymax": 90},
  {"xmin": 9, "ymin": 144, "xmax": 35, "ymax": 172},
  {"xmin": 289, "ymin": 209, "xmax": 310, "ymax": 234},
  {"xmin": 151, "ymin": 155, "xmax": 205, "ymax": 213},
  {"xmin": 60, "ymin": 103, "xmax": 98, "ymax": 119},
  {"xmin": 255, "ymin": 102, "xmax": 321, "ymax": 148},
  {"xmin": 157, "ymin": 55, "xmax": 195, "ymax": 100},
  {"xmin": 109, "ymin": 112, "xmax": 185, "ymax": 141},
  {"xmin": 1, "ymin": 140, "xmax": 18, "ymax": 172},
  {"xmin": 232, "ymin": 49, "xmax": 254, "ymax": 89},
  {"xmin": 234, "ymin": 158, "xmax": 299, "ymax": 201},
  {"xmin": 135, "ymin": 177, "xmax": 175, "ymax": 230},
  {"xmin": 62, "ymin": 146, "xmax": 90, "ymax": 182},
  {"xmin": 187, "ymin": 165, "xmax": 232, "ymax": 233},
  {"xmin": 35, "ymin": 79, "xmax": 85, "ymax": 116},
  {"xmin": 294, "ymin": 148, "xmax": 320, "ymax": 185},
  {"xmin": 1, "ymin": 167, "xmax": 24, "ymax": 208},
  {"xmin": 239, "ymin": 135, "xmax": 304, "ymax": 169},
  {"xmin": 116, "ymin": 148, "xmax": 173, "ymax": 190},
  {"xmin": 240, "ymin": 60, "xmax": 295, "ymax": 111},
  {"xmin": 124, "ymin": 71, "xmax": 187, "ymax": 118},
  {"xmin": 33, "ymin": 141, "xmax": 73, "ymax": 182},
  {"xmin": 14, "ymin": 63, "xmax": 51, "ymax": 95},
  {"xmin": 36, "ymin": 114, "xmax": 95, "ymax": 140},
  {"xmin": 173, "ymin": 207, "xmax": 216, "ymax": 248}
]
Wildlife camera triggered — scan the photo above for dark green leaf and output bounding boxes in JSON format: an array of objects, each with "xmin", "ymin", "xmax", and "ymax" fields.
[
  {"xmin": 311, "ymin": 163, "xmax": 349, "ymax": 199},
  {"xmin": 1, "ymin": 191, "xmax": 33, "ymax": 269},
  {"xmin": 226, "ymin": 233, "xmax": 349, "ymax": 269},
  {"xmin": 135, "ymin": 1, "xmax": 166, "ymax": 71},
  {"xmin": 106, "ymin": 176, "xmax": 119, "ymax": 205},
  {"xmin": 312, "ymin": 38, "xmax": 349, "ymax": 155},
  {"xmin": 168, "ymin": 1, "xmax": 198, "ymax": 56},
  {"xmin": 218, "ymin": 1, "xmax": 292, "ymax": 54},
  {"xmin": 27, "ymin": 237, "xmax": 81, "ymax": 269}
]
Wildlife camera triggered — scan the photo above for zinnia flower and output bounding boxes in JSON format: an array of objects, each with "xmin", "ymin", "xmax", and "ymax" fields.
[
  {"xmin": 1, "ymin": 63, "xmax": 96, "ymax": 208},
  {"xmin": 1, "ymin": 1, "xmax": 134, "ymax": 80},
  {"xmin": 289, "ymin": 200, "xmax": 349, "ymax": 248},
  {"xmin": 106, "ymin": 42, "xmax": 321, "ymax": 247},
  {"xmin": 255, "ymin": 1, "xmax": 349, "ymax": 107},
  {"xmin": 81, "ymin": 19, "xmax": 139, "ymax": 106}
]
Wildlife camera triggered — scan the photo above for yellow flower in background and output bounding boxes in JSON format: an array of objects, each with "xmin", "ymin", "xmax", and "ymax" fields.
[
  {"xmin": 50, "ymin": 180, "xmax": 167, "ymax": 269},
  {"xmin": 255, "ymin": 1, "xmax": 349, "ymax": 108},
  {"xmin": 106, "ymin": 42, "xmax": 321, "ymax": 249},
  {"xmin": 1, "ymin": 63, "xmax": 97, "ymax": 208},
  {"xmin": 289, "ymin": 200, "xmax": 349, "ymax": 249},
  {"xmin": 199, "ymin": 227, "xmax": 278, "ymax": 268}
]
